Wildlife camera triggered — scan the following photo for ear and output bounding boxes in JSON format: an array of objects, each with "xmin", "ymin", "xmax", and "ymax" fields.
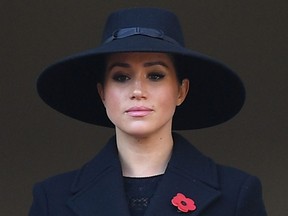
[
  {"xmin": 176, "ymin": 79, "xmax": 189, "ymax": 106},
  {"xmin": 97, "ymin": 83, "xmax": 105, "ymax": 104}
]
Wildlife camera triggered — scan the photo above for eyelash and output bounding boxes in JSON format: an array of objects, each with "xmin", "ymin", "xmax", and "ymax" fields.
[
  {"xmin": 148, "ymin": 72, "xmax": 165, "ymax": 81},
  {"xmin": 112, "ymin": 72, "xmax": 165, "ymax": 82},
  {"xmin": 112, "ymin": 74, "xmax": 130, "ymax": 82}
]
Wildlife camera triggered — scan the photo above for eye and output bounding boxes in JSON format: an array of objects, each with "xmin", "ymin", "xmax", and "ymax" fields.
[
  {"xmin": 112, "ymin": 73, "xmax": 130, "ymax": 82},
  {"xmin": 148, "ymin": 72, "xmax": 165, "ymax": 81}
]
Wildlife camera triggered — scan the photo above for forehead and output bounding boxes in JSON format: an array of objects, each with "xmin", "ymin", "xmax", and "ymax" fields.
[{"xmin": 106, "ymin": 52, "xmax": 174, "ymax": 65}]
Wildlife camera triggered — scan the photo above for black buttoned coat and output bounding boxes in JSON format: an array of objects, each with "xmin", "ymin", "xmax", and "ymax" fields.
[{"xmin": 29, "ymin": 133, "xmax": 267, "ymax": 215}]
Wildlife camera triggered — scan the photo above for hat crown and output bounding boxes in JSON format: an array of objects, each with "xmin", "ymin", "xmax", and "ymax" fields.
[{"xmin": 101, "ymin": 8, "xmax": 185, "ymax": 46}]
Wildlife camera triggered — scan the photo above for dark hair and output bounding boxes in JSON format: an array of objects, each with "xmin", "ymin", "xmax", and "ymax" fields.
[{"xmin": 169, "ymin": 54, "xmax": 189, "ymax": 83}]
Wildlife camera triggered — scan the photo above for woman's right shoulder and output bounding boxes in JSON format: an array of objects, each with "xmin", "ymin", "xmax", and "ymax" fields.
[{"xmin": 34, "ymin": 169, "xmax": 80, "ymax": 192}]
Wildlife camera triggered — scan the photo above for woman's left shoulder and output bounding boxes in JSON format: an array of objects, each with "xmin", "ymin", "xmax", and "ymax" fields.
[
  {"xmin": 216, "ymin": 164, "xmax": 267, "ymax": 215},
  {"xmin": 216, "ymin": 163, "xmax": 262, "ymax": 188}
]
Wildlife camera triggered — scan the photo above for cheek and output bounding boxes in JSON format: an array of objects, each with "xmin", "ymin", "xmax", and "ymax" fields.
[
  {"xmin": 103, "ymin": 87, "xmax": 122, "ymax": 107},
  {"xmin": 155, "ymin": 86, "xmax": 180, "ymax": 107}
]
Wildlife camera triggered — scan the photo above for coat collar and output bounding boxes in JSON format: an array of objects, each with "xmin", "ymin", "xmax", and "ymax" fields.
[
  {"xmin": 67, "ymin": 133, "xmax": 221, "ymax": 215},
  {"xmin": 67, "ymin": 136, "xmax": 131, "ymax": 215}
]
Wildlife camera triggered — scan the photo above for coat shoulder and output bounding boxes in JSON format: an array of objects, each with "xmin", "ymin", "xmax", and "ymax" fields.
[{"xmin": 37, "ymin": 169, "xmax": 80, "ymax": 194}]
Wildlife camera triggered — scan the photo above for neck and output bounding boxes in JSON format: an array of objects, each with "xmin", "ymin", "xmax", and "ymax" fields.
[{"xmin": 116, "ymin": 129, "xmax": 174, "ymax": 177}]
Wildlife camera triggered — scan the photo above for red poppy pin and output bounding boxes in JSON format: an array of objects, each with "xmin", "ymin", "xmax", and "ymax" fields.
[{"xmin": 171, "ymin": 193, "xmax": 197, "ymax": 213}]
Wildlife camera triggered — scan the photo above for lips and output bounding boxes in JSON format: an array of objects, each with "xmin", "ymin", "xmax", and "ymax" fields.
[{"xmin": 125, "ymin": 106, "xmax": 154, "ymax": 117}]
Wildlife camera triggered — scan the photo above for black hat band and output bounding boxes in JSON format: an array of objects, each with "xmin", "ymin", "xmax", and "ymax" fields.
[{"xmin": 104, "ymin": 27, "xmax": 181, "ymax": 46}]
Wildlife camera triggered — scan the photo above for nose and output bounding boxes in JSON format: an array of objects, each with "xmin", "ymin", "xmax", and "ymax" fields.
[{"xmin": 130, "ymin": 78, "xmax": 147, "ymax": 100}]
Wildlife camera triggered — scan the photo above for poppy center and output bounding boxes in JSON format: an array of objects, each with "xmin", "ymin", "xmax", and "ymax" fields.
[{"xmin": 181, "ymin": 201, "xmax": 187, "ymax": 206}]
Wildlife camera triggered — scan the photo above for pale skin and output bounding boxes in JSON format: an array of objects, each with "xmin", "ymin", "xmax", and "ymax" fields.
[{"xmin": 97, "ymin": 52, "xmax": 189, "ymax": 177}]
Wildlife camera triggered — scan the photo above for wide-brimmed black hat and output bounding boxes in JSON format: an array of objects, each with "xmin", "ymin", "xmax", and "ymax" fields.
[{"xmin": 37, "ymin": 7, "xmax": 245, "ymax": 130}]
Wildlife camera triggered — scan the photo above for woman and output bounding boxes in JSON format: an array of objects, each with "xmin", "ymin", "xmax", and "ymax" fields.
[{"xmin": 30, "ymin": 8, "xmax": 267, "ymax": 215}]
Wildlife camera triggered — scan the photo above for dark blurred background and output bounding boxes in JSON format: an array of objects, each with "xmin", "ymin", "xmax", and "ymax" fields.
[{"xmin": 1, "ymin": 0, "xmax": 287, "ymax": 215}]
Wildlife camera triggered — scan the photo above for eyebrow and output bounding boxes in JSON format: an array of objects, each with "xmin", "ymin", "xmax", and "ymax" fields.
[
  {"xmin": 107, "ymin": 62, "xmax": 130, "ymax": 71},
  {"xmin": 143, "ymin": 61, "xmax": 169, "ymax": 68},
  {"xmin": 107, "ymin": 61, "xmax": 169, "ymax": 71}
]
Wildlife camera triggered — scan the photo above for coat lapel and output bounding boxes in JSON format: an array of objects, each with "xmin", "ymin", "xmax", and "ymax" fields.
[
  {"xmin": 67, "ymin": 133, "xmax": 221, "ymax": 216},
  {"xmin": 67, "ymin": 136, "xmax": 131, "ymax": 216},
  {"xmin": 144, "ymin": 133, "xmax": 221, "ymax": 215}
]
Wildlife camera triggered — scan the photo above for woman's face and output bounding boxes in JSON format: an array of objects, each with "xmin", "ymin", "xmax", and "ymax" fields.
[{"xmin": 97, "ymin": 52, "xmax": 189, "ymax": 137}]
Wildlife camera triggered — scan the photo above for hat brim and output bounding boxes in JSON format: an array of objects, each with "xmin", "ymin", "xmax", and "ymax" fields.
[{"xmin": 37, "ymin": 35, "xmax": 245, "ymax": 130}]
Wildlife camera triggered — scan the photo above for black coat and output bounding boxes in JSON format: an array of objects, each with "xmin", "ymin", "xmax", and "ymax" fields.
[{"xmin": 29, "ymin": 133, "xmax": 267, "ymax": 215}]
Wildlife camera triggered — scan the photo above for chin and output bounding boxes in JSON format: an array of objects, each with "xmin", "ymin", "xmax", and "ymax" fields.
[{"xmin": 117, "ymin": 122, "xmax": 171, "ymax": 138}]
